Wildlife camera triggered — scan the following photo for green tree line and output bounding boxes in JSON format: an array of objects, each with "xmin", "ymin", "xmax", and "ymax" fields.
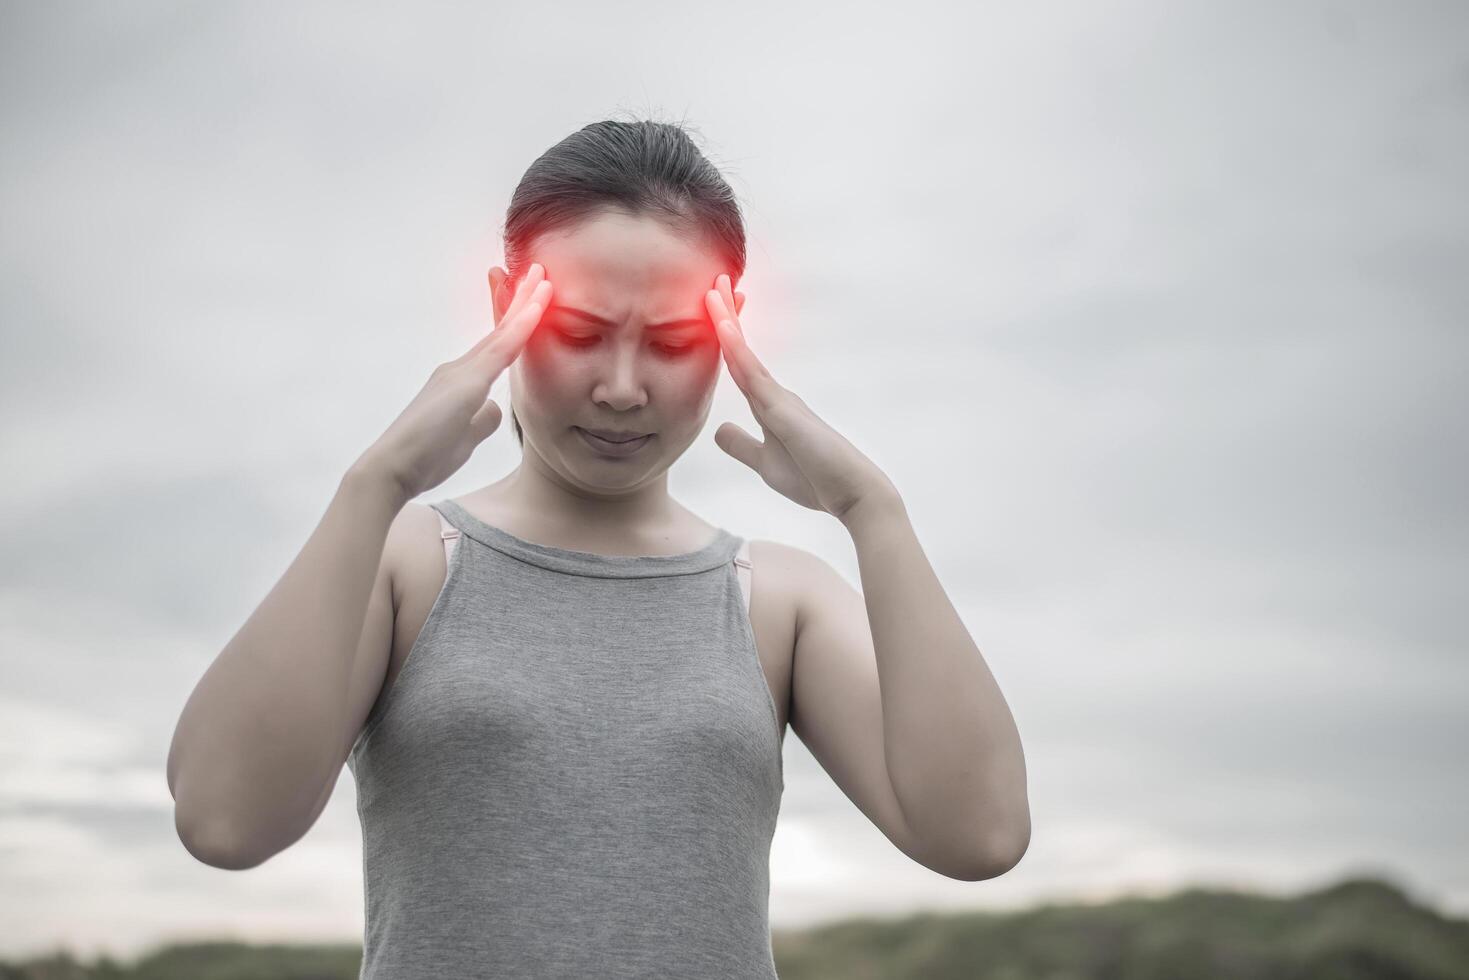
[{"xmin": 5, "ymin": 876, "xmax": 1466, "ymax": 979}]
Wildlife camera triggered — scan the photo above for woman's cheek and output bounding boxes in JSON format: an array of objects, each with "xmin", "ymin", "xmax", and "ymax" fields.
[
  {"xmin": 522, "ymin": 330, "xmax": 591, "ymax": 374},
  {"xmin": 684, "ymin": 339, "xmax": 723, "ymax": 382},
  {"xmin": 674, "ymin": 353, "xmax": 721, "ymax": 408},
  {"xmin": 510, "ymin": 337, "xmax": 575, "ymax": 405}
]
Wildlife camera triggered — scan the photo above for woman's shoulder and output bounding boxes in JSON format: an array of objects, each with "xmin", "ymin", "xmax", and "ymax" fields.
[
  {"xmin": 742, "ymin": 538, "xmax": 824, "ymax": 601},
  {"xmin": 744, "ymin": 536, "xmax": 855, "ymax": 620},
  {"xmin": 382, "ymin": 501, "xmax": 451, "ymax": 609}
]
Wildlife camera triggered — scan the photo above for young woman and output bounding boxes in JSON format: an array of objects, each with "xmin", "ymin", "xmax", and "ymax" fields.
[{"xmin": 168, "ymin": 119, "xmax": 1030, "ymax": 978}]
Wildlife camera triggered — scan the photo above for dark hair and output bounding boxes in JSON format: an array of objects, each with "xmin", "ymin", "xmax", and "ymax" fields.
[{"xmin": 500, "ymin": 115, "xmax": 748, "ymax": 447}]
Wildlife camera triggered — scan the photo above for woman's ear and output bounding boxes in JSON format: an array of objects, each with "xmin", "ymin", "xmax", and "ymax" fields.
[
  {"xmin": 734, "ymin": 291, "xmax": 745, "ymax": 317},
  {"xmin": 488, "ymin": 267, "xmax": 510, "ymax": 327}
]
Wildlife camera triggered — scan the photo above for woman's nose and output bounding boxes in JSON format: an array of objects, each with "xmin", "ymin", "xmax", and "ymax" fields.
[{"xmin": 591, "ymin": 343, "xmax": 649, "ymax": 410}]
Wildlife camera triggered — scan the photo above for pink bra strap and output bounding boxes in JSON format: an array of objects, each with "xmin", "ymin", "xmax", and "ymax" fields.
[
  {"xmin": 436, "ymin": 510, "xmax": 460, "ymax": 567},
  {"xmin": 733, "ymin": 539, "xmax": 752, "ymax": 615}
]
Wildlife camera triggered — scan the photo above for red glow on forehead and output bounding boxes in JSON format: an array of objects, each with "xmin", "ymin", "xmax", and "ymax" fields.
[
  {"xmin": 499, "ymin": 257, "xmax": 792, "ymax": 363},
  {"xmin": 548, "ymin": 303, "xmax": 706, "ymax": 333},
  {"xmin": 531, "ymin": 264, "xmax": 715, "ymax": 332}
]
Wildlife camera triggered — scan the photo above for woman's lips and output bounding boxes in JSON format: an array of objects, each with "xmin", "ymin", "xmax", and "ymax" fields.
[{"xmin": 574, "ymin": 427, "xmax": 655, "ymax": 457}]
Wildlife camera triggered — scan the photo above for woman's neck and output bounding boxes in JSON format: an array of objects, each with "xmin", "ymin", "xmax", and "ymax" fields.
[{"xmin": 468, "ymin": 456, "xmax": 714, "ymax": 556}]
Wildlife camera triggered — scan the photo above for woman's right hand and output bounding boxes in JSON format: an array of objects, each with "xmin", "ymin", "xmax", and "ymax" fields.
[{"xmin": 355, "ymin": 262, "xmax": 553, "ymax": 502}]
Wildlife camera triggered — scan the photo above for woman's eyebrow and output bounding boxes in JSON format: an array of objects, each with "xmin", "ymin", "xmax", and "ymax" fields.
[{"xmin": 549, "ymin": 305, "xmax": 705, "ymax": 332}]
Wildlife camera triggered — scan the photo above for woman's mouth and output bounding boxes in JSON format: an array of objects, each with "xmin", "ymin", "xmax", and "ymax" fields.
[{"xmin": 574, "ymin": 427, "xmax": 655, "ymax": 457}]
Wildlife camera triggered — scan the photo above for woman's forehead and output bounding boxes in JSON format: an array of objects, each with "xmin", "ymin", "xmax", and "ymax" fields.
[
  {"xmin": 534, "ymin": 254, "xmax": 721, "ymax": 322},
  {"xmin": 533, "ymin": 212, "xmax": 724, "ymax": 299},
  {"xmin": 537, "ymin": 289, "xmax": 716, "ymax": 338}
]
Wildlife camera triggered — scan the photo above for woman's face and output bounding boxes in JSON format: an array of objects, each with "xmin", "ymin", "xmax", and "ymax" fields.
[{"xmin": 492, "ymin": 209, "xmax": 741, "ymax": 493}]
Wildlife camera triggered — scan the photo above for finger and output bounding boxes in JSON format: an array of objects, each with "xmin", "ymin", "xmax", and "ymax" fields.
[
  {"xmin": 716, "ymin": 274, "xmax": 741, "ymax": 332},
  {"xmin": 457, "ymin": 263, "xmax": 546, "ymax": 365},
  {"xmin": 714, "ymin": 318, "xmax": 760, "ymax": 414},
  {"xmin": 495, "ymin": 262, "xmax": 546, "ymax": 332},
  {"xmin": 715, "ymin": 314, "xmax": 775, "ymax": 391},
  {"xmin": 705, "ymin": 282, "xmax": 783, "ymax": 415},
  {"xmin": 476, "ymin": 278, "xmax": 552, "ymax": 371},
  {"xmin": 705, "ymin": 278, "xmax": 741, "ymax": 337},
  {"xmin": 716, "ymin": 317, "xmax": 794, "ymax": 434},
  {"xmin": 706, "ymin": 287, "xmax": 743, "ymax": 349},
  {"xmin": 714, "ymin": 316, "xmax": 743, "ymax": 381},
  {"xmin": 713, "ymin": 421, "xmax": 762, "ymax": 469},
  {"xmin": 707, "ymin": 294, "xmax": 743, "ymax": 385},
  {"xmin": 467, "ymin": 396, "xmax": 503, "ymax": 442}
]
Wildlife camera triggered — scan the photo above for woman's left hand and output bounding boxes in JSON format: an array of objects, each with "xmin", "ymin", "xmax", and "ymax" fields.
[{"xmin": 706, "ymin": 274, "xmax": 899, "ymax": 524}]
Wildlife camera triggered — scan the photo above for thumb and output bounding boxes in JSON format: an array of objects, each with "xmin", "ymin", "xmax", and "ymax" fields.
[
  {"xmin": 468, "ymin": 397, "xmax": 503, "ymax": 444},
  {"xmin": 713, "ymin": 422, "xmax": 762, "ymax": 469}
]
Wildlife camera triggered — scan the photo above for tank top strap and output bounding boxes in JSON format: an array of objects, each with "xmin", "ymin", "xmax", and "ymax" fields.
[
  {"xmin": 429, "ymin": 498, "xmax": 740, "ymax": 578},
  {"xmin": 430, "ymin": 498, "xmax": 747, "ymax": 605}
]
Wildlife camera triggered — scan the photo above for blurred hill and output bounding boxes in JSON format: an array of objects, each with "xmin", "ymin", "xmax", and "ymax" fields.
[{"xmin": 4, "ymin": 875, "xmax": 1466, "ymax": 979}]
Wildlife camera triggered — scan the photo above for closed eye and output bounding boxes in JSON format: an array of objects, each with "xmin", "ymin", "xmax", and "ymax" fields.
[
  {"xmin": 554, "ymin": 331, "xmax": 598, "ymax": 348},
  {"xmin": 553, "ymin": 330, "xmax": 699, "ymax": 358}
]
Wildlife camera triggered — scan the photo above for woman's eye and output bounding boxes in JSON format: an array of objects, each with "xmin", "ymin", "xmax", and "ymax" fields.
[{"xmin": 553, "ymin": 330, "xmax": 696, "ymax": 358}]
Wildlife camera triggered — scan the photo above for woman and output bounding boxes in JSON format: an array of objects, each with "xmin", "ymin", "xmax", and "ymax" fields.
[{"xmin": 168, "ymin": 119, "xmax": 1029, "ymax": 978}]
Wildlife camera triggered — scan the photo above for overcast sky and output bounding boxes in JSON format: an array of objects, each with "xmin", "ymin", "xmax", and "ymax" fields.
[{"xmin": 2, "ymin": 0, "xmax": 1466, "ymax": 964}]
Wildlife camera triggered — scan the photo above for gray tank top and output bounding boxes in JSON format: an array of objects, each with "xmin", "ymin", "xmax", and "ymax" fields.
[{"xmin": 346, "ymin": 498, "xmax": 785, "ymax": 978}]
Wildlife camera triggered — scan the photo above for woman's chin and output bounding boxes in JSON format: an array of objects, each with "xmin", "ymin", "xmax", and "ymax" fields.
[{"xmin": 562, "ymin": 431, "xmax": 681, "ymax": 484}]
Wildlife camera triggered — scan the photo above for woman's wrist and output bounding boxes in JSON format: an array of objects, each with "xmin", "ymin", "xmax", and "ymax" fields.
[{"xmin": 342, "ymin": 451, "xmax": 414, "ymax": 512}]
